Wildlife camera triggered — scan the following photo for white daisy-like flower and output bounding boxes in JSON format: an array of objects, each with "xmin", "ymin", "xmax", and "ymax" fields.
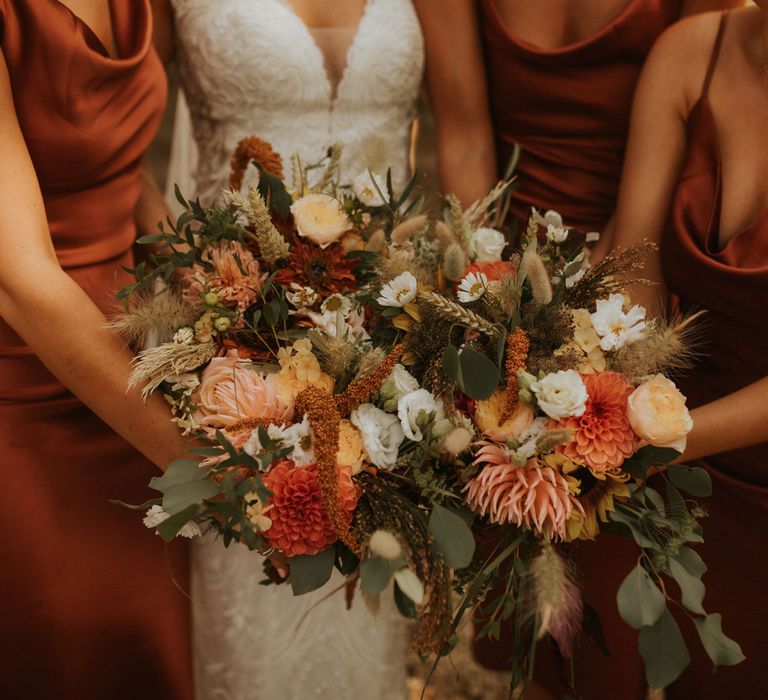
[
  {"xmin": 377, "ymin": 271, "xmax": 418, "ymax": 308},
  {"xmin": 590, "ymin": 293, "xmax": 647, "ymax": 351},
  {"xmin": 268, "ymin": 416, "xmax": 315, "ymax": 467},
  {"xmin": 320, "ymin": 293, "xmax": 353, "ymax": 317},
  {"xmin": 178, "ymin": 521, "xmax": 202, "ymax": 538},
  {"xmin": 457, "ymin": 271, "xmax": 488, "ymax": 303},
  {"xmin": 143, "ymin": 505, "xmax": 201, "ymax": 538},
  {"xmin": 286, "ymin": 283, "xmax": 319, "ymax": 309}
]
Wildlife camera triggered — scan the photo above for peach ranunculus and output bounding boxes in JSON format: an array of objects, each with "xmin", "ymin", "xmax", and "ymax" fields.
[
  {"xmin": 473, "ymin": 388, "xmax": 534, "ymax": 442},
  {"xmin": 275, "ymin": 338, "xmax": 334, "ymax": 402},
  {"xmin": 183, "ymin": 240, "xmax": 265, "ymax": 313},
  {"xmin": 627, "ymin": 375, "xmax": 693, "ymax": 452},
  {"xmin": 263, "ymin": 460, "xmax": 359, "ymax": 557},
  {"xmin": 290, "ymin": 194, "xmax": 350, "ymax": 248},
  {"xmin": 336, "ymin": 419, "xmax": 366, "ymax": 474},
  {"xmin": 194, "ymin": 350, "xmax": 294, "ymax": 446},
  {"xmin": 556, "ymin": 372, "xmax": 636, "ymax": 474}
]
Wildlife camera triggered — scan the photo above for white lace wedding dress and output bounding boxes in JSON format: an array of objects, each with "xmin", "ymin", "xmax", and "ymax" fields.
[{"xmin": 167, "ymin": 1, "xmax": 424, "ymax": 698}]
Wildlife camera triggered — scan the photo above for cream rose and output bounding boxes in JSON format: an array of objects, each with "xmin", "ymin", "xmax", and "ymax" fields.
[
  {"xmin": 471, "ymin": 227, "xmax": 506, "ymax": 263},
  {"xmin": 530, "ymin": 370, "xmax": 588, "ymax": 421},
  {"xmin": 290, "ymin": 194, "xmax": 350, "ymax": 248},
  {"xmin": 627, "ymin": 375, "xmax": 693, "ymax": 452}
]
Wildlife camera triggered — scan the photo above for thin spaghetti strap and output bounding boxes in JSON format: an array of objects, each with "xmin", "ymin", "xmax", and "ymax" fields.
[{"xmin": 701, "ymin": 11, "xmax": 729, "ymax": 98}]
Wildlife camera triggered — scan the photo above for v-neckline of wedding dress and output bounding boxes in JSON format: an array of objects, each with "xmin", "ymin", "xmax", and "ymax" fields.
[{"xmin": 276, "ymin": 0, "xmax": 374, "ymax": 106}]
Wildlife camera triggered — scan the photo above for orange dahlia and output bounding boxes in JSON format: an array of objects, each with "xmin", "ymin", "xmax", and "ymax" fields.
[
  {"xmin": 464, "ymin": 442, "xmax": 582, "ymax": 540},
  {"xmin": 466, "ymin": 260, "xmax": 516, "ymax": 282},
  {"xmin": 556, "ymin": 372, "xmax": 636, "ymax": 473},
  {"xmin": 262, "ymin": 460, "xmax": 359, "ymax": 557}
]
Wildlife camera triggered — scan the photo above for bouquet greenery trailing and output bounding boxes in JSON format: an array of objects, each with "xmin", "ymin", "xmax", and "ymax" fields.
[{"xmin": 114, "ymin": 137, "xmax": 743, "ymax": 695}]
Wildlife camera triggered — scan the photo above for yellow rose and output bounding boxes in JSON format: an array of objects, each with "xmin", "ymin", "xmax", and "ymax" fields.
[
  {"xmin": 474, "ymin": 389, "xmax": 534, "ymax": 441},
  {"xmin": 336, "ymin": 419, "xmax": 366, "ymax": 474},
  {"xmin": 627, "ymin": 375, "xmax": 692, "ymax": 452},
  {"xmin": 291, "ymin": 194, "xmax": 350, "ymax": 248}
]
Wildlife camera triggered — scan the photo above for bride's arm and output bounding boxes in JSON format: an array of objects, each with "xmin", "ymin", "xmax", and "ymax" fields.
[
  {"xmin": 413, "ymin": 0, "xmax": 497, "ymax": 206},
  {"xmin": 0, "ymin": 55, "xmax": 189, "ymax": 470}
]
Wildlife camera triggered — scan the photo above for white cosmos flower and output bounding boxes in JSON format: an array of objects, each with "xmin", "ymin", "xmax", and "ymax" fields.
[
  {"xmin": 457, "ymin": 271, "xmax": 488, "ymax": 303},
  {"xmin": 530, "ymin": 370, "xmax": 588, "ymax": 421},
  {"xmin": 378, "ymin": 271, "xmax": 418, "ymax": 308},
  {"xmin": 353, "ymin": 171, "xmax": 389, "ymax": 207},
  {"xmin": 590, "ymin": 294, "xmax": 647, "ymax": 351},
  {"xmin": 397, "ymin": 388, "xmax": 440, "ymax": 442},
  {"xmin": 471, "ymin": 227, "xmax": 506, "ymax": 262},
  {"xmin": 320, "ymin": 294, "xmax": 353, "ymax": 317},
  {"xmin": 350, "ymin": 403, "xmax": 405, "ymax": 470}
]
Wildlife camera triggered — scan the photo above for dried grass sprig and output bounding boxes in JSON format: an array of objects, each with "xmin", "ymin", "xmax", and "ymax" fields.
[
  {"xmin": 129, "ymin": 340, "xmax": 217, "ymax": 400},
  {"xmin": 108, "ymin": 292, "xmax": 196, "ymax": 348},
  {"xmin": 464, "ymin": 181, "xmax": 508, "ymax": 229},
  {"xmin": 315, "ymin": 142, "xmax": 344, "ymax": 191},
  {"xmin": 228, "ymin": 187, "xmax": 291, "ymax": 265},
  {"xmin": 610, "ymin": 310, "xmax": 706, "ymax": 379},
  {"xmin": 417, "ymin": 291, "xmax": 502, "ymax": 339},
  {"xmin": 447, "ymin": 194, "xmax": 472, "ymax": 251}
]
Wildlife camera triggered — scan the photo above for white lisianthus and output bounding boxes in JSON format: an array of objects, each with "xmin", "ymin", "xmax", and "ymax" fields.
[
  {"xmin": 530, "ymin": 370, "xmax": 588, "ymax": 421},
  {"xmin": 143, "ymin": 505, "xmax": 201, "ymax": 538},
  {"xmin": 286, "ymin": 283, "xmax": 319, "ymax": 309},
  {"xmin": 397, "ymin": 388, "xmax": 440, "ymax": 442},
  {"xmin": 471, "ymin": 227, "xmax": 506, "ymax": 262},
  {"xmin": 291, "ymin": 194, "xmax": 350, "ymax": 248},
  {"xmin": 457, "ymin": 271, "xmax": 488, "ymax": 303},
  {"xmin": 590, "ymin": 294, "xmax": 647, "ymax": 351},
  {"xmin": 379, "ymin": 363, "xmax": 420, "ymax": 410},
  {"xmin": 350, "ymin": 403, "xmax": 405, "ymax": 470},
  {"xmin": 353, "ymin": 171, "xmax": 389, "ymax": 207},
  {"xmin": 320, "ymin": 293, "xmax": 353, "ymax": 317},
  {"xmin": 378, "ymin": 271, "xmax": 418, "ymax": 308}
]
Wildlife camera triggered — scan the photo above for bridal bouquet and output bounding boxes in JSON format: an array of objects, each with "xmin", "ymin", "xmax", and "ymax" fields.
[{"xmin": 114, "ymin": 137, "xmax": 742, "ymax": 693}]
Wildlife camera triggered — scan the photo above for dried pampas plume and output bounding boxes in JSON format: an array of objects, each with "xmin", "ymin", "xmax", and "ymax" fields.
[
  {"xmin": 520, "ymin": 248, "xmax": 553, "ymax": 305},
  {"xmin": 391, "ymin": 214, "xmax": 428, "ymax": 246},
  {"xmin": 443, "ymin": 242, "xmax": 468, "ymax": 281},
  {"xmin": 108, "ymin": 293, "xmax": 196, "ymax": 348},
  {"xmin": 611, "ymin": 310, "xmax": 706, "ymax": 379},
  {"xmin": 129, "ymin": 340, "xmax": 217, "ymax": 400},
  {"xmin": 531, "ymin": 544, "xmax": 583, "ymax": 658}
]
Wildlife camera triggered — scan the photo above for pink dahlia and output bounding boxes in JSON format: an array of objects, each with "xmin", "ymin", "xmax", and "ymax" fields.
[
  {"xmin": 556, "ymin": 372, "xmax": 636, "ymax": 473},
  {"xmin": 464, "ymin": 442, "xmax": 581, "ymax": 540},
  {"xmin": 263, "ymin": 461, "xmax": 359, "ymax": 557}
]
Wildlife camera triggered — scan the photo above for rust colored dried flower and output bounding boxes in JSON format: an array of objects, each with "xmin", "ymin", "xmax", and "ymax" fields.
[
  {"xmin": 500, "ymin": 327, "xmax": 529, "ymax": 422},
  {"xmin": 229, "ymin": 136, "xmax": 284, "ymax": 190},
  {"xmin": 334, "ymin": 344, "xmax": 405, "ymax": 416}
]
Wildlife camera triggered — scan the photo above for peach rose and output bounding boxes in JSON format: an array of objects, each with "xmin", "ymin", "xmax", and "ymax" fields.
[
  {"xmin": 290, "ymin": 194, "xmax": 350, "ymax": 248},
  {"xmin": 627, "ymin": 375, "xmax": 692, "ymax": 452},
  {"xmin": 473, "ymin": 389, "xmax": 534, "ymax": 442},
  {"xmin": 194, "ymin": 351, "xmax": 294, "ymax": 442},
  {"xmin": 336, "ymin": 419, "xmax": 366, "ymax": 474}
]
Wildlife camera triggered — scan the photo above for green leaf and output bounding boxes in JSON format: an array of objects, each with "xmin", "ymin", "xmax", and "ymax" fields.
[
  {"xmin": 360, "ymin": 556, "xmax": 392, "ymax": 597},
  {"xmin": 622, "ymin": 446, "xmax": 681, "ymax": 480},
  {"xmin": 639, "ymin": 608, "xmax": 691, "ymax": 689},
  {"xmin": 442, "ymin": 344, "xmax": 461, "ymax": 384},
  {"xmin": 428, "ymin": 504, "xmax": 475, "ymax": 569},
  {"xmin": 458, "ymin": 348, "xmax": 500, "ymax": 400},
  {"xmin": 667, "ymin": 465, "xmax": 712, "ymax": 497},
  {"xmin": 668, "ymin": 558, "xmax": 706, "ymax": 615},
  {"xmin": 257, "ymin": 169, "xmax": 292, "ymax": 219},
  {"xmin": 694, "ymin": 613, "xmax": 745, "ymax": 667},
  {"xmin": 136, "ymin": 233, "xmax": 168, "ymax": 245},
  {"xmin": 149, "ymin": 459, "xmax": 207, "ymax": 493},
  {"xmin": 156, "ymin": 504, "xmax": 199, "ymax": 542},
  {"xmin": 109, "ymin": 497, "xmax": 161, "ymax": 511},
  {"xmin": 289, "ymin": 547, "xmax": 335, "ymax": 596},
  {"xmin": 617, "ymin": 564, "xmax": 666, "ymax": 629},
  {"xmin": 674, "ymin": 546, "xmax": 707, "ymax": 578},
  {"xmin": 162, "ymin": 478, "xmax": 219, "ymax": 515},
  {"xmin": 609, "ymin": 509, "xmax": 656, "ymax": 548}
]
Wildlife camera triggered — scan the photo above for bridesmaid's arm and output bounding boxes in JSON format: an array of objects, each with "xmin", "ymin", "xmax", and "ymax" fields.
[
  {"xmin": 683, "ymin": 377, "xmax": 768, "ymax": 461},
  {"xmin": 0, "ymin": 55, "xmax": 190, "ymax": 471},
  {"xmin": 680, "ymin": 0, "xmax": 745, "ymax": 17},
  {"xmin": 135, "ymin": 165, "xmax": 172, "ymax": 240},
  {"xmin": 413, "ymin": 0, "xmax": 497, "ymax": 206},
  {"xmin": 601, "ymin": 16, "xmax": 717, "ymax": 311}
]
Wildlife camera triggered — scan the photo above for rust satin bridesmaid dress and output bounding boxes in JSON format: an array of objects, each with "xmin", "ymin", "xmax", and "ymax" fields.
[
  {"xmin": 0, "ymin": 2, "xmax": 192, "ymax": 698},
  {"xmin": 479, "ymin": 0, "xmax": 682, "ymax": 234}
]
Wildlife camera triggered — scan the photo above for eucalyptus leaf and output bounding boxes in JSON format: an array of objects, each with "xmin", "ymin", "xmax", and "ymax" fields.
[
  {"xmin": 609, "ymin": 510, "xmax": 656, "ymax": 548},
  {"xmin": 360, "ymin": 556, "xmax": 392, "ymax": 597},
  {"xmin": 667, "ymin": 465, "xmax": 712, "ymax": 497},
  {"xmin": 458, "ymin": 348, "xmax": 500, "ymax": 400},
  {"xmin": 617, "ymin": 564, "xmax": 666, "ymax": 629},
  {"xmin": 289, "ymin": 548, "xmax": 335, "ymax": 596},
  {"xmin": 162, "ymin": 479, "xmax": 219, "ymax": 515},
  {"xmin": 639, "ymin": 608, "xmax": 690, "ymax": 689},
  {"xmin": 156, "ymin": 504, "xmax": 199, "ymax": 542},
  {"xmin": 442, "ymin": 345, "xmax": 462, "ymax": 384},
  {"xmin": 428, "ymin": 504, "xmax": 475, "ymax": 569},
  {"xmin": 674, "ymin": 546, "xmax": 707, "ymax": 578},
  {"xmin": 622, "ymin": 446, "xmax": 681, "ymax": 480},
  {"xmin": 668, "ymin": 558, "xmax": 706, "ymax": 615},
  {"xmin": 694, "ymin": 613, "xmax": 745, "ymax": 667},
  {"xmin": 149, "ymin": 458, "xmax": 207, "ymax": 493}
]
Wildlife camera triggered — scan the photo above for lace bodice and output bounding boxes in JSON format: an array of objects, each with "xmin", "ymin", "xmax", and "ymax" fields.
[
  {"xmin": 169, "ymin": 1, "xmax": 423, "ymax": 697},
  {"xmin": 173, "ymin": 0, "xmax": 424, "ymax": 204}
]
